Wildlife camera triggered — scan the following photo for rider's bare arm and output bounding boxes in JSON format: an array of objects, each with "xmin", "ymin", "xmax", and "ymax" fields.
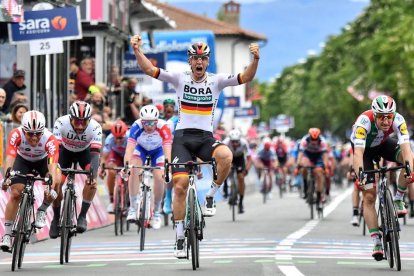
[
  {"xmin": 239, "ymin": 43, "xmax": 260, "ymax": 83},
  {"xmin": 130, "ymin": 35, "xmax": 159, "ymax": 78}
]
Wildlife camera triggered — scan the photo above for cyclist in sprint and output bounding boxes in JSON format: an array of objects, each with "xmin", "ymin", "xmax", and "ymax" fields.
[
  {"xmin": 99, "ymin": 120, "xmax": 129, "ymax": 213},
  {"xmin": 256, "ymin": 138, "xmax": 278, "ymax": 198},
  {"xmin": 124, "ymin": 104, "xmax": 172, "ymax": 230},
  {"xmin": 130, "ymin": 34, "xmax": 259, "ymax": 258},
  {"xmin": 48, "ymin": 101, "xmax": 102, "ymax": 238},
  {"xmin": 295, "ymin": 128, "xmax": 330, "ymax": 206},
  {"xmin": 350, "ymin": 95, "xmax": 414, "ymax": 260},
  {"xmin": 161, "ymin": 98, "xmax": 179, "ymax": 215},
  {"xmin": 222, "ymin": 129, "xmax": 252, "ymax": 214},
  {"xmin": 0, "ymin": 111, "xmax": 60, "ymax": 252},
  {"xmin": 274, "ymin": 137, "xmax": 289, "ymax": 189}
]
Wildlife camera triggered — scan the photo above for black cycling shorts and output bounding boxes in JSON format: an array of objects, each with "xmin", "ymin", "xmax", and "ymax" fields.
[
  {"xmin": 171, "ymin": 129, "xmax": 223, "ymax": 174},
  {"xmin": 11, "ymin": 155, "xmax": 48, "ymax": 185},
  {"xmin": 351, "ymin": 137, "xmax": 400, "ymax": 183},
  {"xmin": 59, "ymin": 146, "xmax": 100, "ymax": 177}
]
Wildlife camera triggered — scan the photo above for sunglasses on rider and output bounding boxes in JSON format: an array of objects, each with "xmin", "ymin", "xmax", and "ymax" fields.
[
  {"xmin": 24, "ymin": 131, "xmax": 43, "ymax": 137},
  {"xmin": 142, "ymin": 121, "xmax": 157, "ymax": 127},
  {"xmin": 376, "ymin": 113, "xmax": 394, "ymax": 121},
  {"xmin": 115, "ymin": 136, "xmax": 124, "ymax": 140},
  {"xmin": 72, "ymin": 118, "xmax": 89, "ymax": 126},
  {"xmin": 191, "ymin": 55, "xmax": 209, "ymax": 61}
]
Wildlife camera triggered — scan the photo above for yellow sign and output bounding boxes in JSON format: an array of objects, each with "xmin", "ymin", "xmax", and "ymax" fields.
[
  {"xmin": 399, "ymin": 123, "xmax": 408, "ymax": 135},
  {"xmin": 355, "ymin": 126, "xmax": 367, "ymax": 139}
]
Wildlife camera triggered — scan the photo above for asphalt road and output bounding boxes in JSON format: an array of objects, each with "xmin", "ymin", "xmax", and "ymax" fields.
[{"xmin": 1, "ymin": 181, "xmax": 414, "ymax": 275}]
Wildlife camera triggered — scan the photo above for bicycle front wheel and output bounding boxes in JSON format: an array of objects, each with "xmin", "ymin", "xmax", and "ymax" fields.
[
  {"xmin": 60, "ymin": 189, "xmax": 74, "ymax": 264},
  {"xmin": 385, "ymin": 188, "xmax": 401, "ymax": 270},
  {"xmin": 12, "ymin": 193, "xmax": 29, "ymax": 271},
  {"xmin": 307, "ymin": 176, "xmax": 315, "ymax": 220},
  {"xmin": 139, "ymin": 189, "xmax": 147, "ymax": 251},
  {"xmin": 18, "ymin": 203, "xmax": 33, "ymax": 269},
  {"xmin": 228, "ymin": 172, "xmax": 238, "ymax": 222},
  {"xmin": 114, "ymin": 184, "xmax": 122, "ymax": 236},
  {"xmin": 188, "ymin": 188, "xmax": 198, "ymax": 270}
]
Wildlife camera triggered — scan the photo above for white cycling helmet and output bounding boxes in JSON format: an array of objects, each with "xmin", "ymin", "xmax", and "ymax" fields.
[
  {"xmin": 228, "ymin": 129, "xmax": 241, "ymax": 141},
  {"xmin": 371, "ymin": 95, "xmax": 396, "ymax": 114},
  {"xmin": 140, "ymin": 105, "xmax": 159, "ymax": 120},
  {"xmin": 21, "ymin": 110, "xmax": 46, "ymax": 132},
  {"xmin": 69, "ymin": 100, "xmax": 92, "ymax": 120},
  {"xmin": 188, "ymin": 42, "xmax": 210, "ymax": 57}
]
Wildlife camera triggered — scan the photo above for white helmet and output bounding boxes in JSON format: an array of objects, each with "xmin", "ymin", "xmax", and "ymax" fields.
[
  {"xmin": 140, "ymin": 105, "xmax": 159, "ymax": 120},
  {"xmin": 371, "ymin": 95, "xmax": 396, "ymax": 114},
  {"xmin": 188, "ymin": 42, "xmax": 210, "ymax": 57},
  {"xmin": 22, "ymin": 110, "xmax": 46, "ymax": 132},
  {"xmin": 69, "ymin": 100, "xmax": 92, "ymax": 120},
  {"xmin": 228, "ymin": 129, "xmax": 241, "ymax": 141}
]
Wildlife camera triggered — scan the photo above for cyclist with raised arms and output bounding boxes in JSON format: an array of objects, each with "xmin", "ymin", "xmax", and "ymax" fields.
[
  {"xmin": 49, "ymin": 101, "xmax": 102, "ymax": 238},
  {"xmin": 124, "ymin": 105, "xmax": 172, "ymax": 230},
  {"xmin": 130, "ymin": 34, "xmax": 259, "ymax": 258},
  {"xmin": 223, "ymin": 129, "xmax": 252, "ymax": 214},
  {"xmin": 350, "ymin": 95, "xmax": 414, "ymax": 261},
  {"xmin": 0, "ymin": 111, "xmax": 60, "ymax": 252},
  {"xmin": 295, "ymin": 128, "xmax": 330, "ymax": 206},
  {"xmin": 99, "ymin": 120, "xmax": 129, "ymax": 213}
]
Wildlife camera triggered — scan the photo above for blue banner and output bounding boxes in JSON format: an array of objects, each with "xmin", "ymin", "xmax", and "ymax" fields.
[
  {"xmin": 234, "ymin": 106, "xmax": 260, "ymax": 119},
  {"xmin": 123, "ymin": 52, "xmax": 166, "ymax": 76},
  {"xmin": 8, "ymin": 7, "xmax": 82, "ymax": 43},
  {"xmin": 224, "ymin": 96, "xmax": 240, "ymax": 108}
]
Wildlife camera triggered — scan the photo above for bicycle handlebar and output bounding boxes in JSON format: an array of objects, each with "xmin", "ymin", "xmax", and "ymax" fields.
[
  {"xmin": 164, "ymin": 158, "xmax": 218, "ymax": 183},
  {"xmin": 5, "ymin": 168, "xmax": 52, "ymax": 186},
  {"xmin": 60, "ymin": 167, "xmax": 93, "ymax": 180},
  {"xmin": 359, "ymin": 161, "xmax": 412, "ymax": 182}
]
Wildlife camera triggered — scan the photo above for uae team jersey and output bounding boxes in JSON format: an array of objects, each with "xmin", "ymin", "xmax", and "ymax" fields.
[
  {"xmin": 350, "ymin": 110, "xmax": 410, "ymax": 148},
  {"xmin": 6, "ymin": 127, "xmax": 59, "ymax": 163},
  {"xmin": 53, "ymin": 114, "xmax": 102, "ymax": 152},
  {"xmin": 156, "ymin": 70, "xmax": 241, "ymax": 133}
]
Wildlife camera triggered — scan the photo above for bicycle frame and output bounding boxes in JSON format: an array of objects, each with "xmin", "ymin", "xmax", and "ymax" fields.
[
  {"xmin": 5, "ymin": 169, "xmax": 52, "ymax": 271},
  {"xmin": 102, "ymin": 163, "xmax": 130, "ymax": 236},
  {"xmin": 360, "ymin": 161, "xmax": 411, "ymax": 271},
  {"xmin": 129, "ymin": 157, "xmax": 163, "ymax": 251},
  {"xmin": 228, "ymin": 166, "xmax": 238, "ymax": 222},
  {"xmin": 164, "ymin": 158, "xmax": 218, "ymax": 271},
  {"xmin": 59, "ymin": 167, "xmax": 93, "ymax": 265}
]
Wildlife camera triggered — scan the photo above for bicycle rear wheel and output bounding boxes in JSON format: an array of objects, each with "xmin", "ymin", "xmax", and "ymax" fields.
[
  {"xmin": 60, "ymin": 189, "xmax": 74, "ymax": 264},
  {"xmin": 188, "ymin": 188, "xmax": 198, "ymax": 270},
  {"xmin": 139, "ymin": 189, "xmax": 147, "ymax": 251},
  {"xmin": 12, "ymin": 194, "xmax": 28, "ymax": 271},
  {"xmin": 385, "ymin": 188, "xmax": 401, "ymax": 270}
]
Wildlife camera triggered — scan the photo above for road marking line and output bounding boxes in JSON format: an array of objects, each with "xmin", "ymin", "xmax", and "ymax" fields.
[{"xmin": 276, "ymin": 186, "xmax": 353, "ymax": 275}]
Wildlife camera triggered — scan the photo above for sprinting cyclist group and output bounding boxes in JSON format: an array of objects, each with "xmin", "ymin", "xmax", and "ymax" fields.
[{"xmin": 1, "ymin": 35, "xmax": 414, "ymax": 266}]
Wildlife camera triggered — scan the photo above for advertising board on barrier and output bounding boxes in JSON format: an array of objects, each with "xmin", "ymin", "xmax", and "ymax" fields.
[{"xmin": 8, "ymin": 7, "xmax": 82, "ymax": 43}]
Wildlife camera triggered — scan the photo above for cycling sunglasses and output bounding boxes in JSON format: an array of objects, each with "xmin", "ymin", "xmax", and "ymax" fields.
[
  {"xmin": 191, "ymin": 55, "xmax": 209, "ymax": 61},
  {"xmin": 142, "ymin": 121, "xmax": 157, "ymax": 127},
  {"xmin": 24, "ymin": 131, "xmax": 43, "ymax": 137},
  {"xmin": 72, "ymin": 118, "xmax": 90, "ymax": 126},
  {"xmin": 376, "ymin": 113, "xmax": 394, "ymax": 121}
]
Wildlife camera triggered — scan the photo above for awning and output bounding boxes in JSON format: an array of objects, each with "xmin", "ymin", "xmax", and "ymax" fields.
[{"xmin": 130, "ymin": 0, "xmax": 176, "ymax": 33}]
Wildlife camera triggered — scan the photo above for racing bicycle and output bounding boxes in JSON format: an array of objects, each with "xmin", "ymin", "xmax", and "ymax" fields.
[
  {"xmin": 164, "ymin": 158, "xmax": 217, "ymax": 270},
  {"xmin": 3, "ymin": 168, "xmax": 52, "ymax": 271}
]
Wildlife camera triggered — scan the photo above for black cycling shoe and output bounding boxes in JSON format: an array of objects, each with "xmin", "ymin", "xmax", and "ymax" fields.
[
  {"xmin": 49, "ymin": 219, "xmax": 60, "ymax": 239},
  {"xmin": 76, "ymin": 216, "xmax": 87, "ymax": 233},
  {"xmin": 238, "ymin": 204, "xmax": 244, "ymax": 214}
]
